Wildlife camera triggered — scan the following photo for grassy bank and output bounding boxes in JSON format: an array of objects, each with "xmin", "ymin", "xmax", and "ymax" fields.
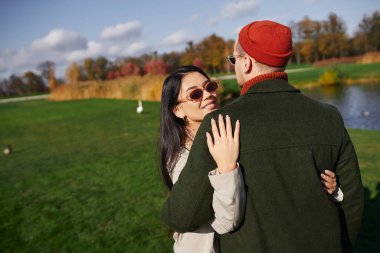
[
  {"xmin": 1, "ymin": 100, "xmax": 379, "ymax": 252},
  {"xmin": 219, "ymin": 62, "xmax": 380, "ymax": 97},
  {"xmin": 288, "ymin": 62, "xmax": 380, "ymax": 87}
]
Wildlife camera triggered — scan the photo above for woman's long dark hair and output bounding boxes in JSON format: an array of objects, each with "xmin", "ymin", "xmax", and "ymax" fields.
[{"xmin": 159, "ymin": 65, "xmax": 210, "ymax": 190}]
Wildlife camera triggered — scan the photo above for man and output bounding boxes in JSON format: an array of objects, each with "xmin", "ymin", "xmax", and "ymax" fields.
[{"xmin": 163, "ymin": 20, "xmax": 364, "ymax": 252}]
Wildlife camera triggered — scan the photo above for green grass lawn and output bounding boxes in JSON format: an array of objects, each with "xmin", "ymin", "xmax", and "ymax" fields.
[{"xmin": 1, "ymin": 99, "xmax": 379, "ymax": 252}]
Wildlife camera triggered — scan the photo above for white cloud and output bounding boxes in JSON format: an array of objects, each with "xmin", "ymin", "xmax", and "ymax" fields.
[
  {"xmin": 221, "ymin": 0, "xmax": 259, "ymax": 19},
  {"xmin": 163, "ymin": 30, "xmax": 193, "ymax": 46},
  {"xmin": 67, "ymin": 41, "xmax": 106, "ymax": 61},
  {"xmin": 101, "ymin": 21, "xmax": 142, "ymax": 41},
  {"xmin": 126, "ymin": 41, "xmax": 150, "ymax": 56},
  {"xmin": 68, "ymin": 40, "xmax": 150, "ymax": 60},
  {"xmin": 1, "ymin": 29, "xmax": 86, "ymax": 72},
  {"xmin": 0, "ymin": 26, "xmax": 151, "ymax": 78},
  {"xmin": 30, "ymin": 29, "xmax": 87, "ymax": 52},
  {"xmin": 209, "ymin": 0, "xmax": 260, "ymax": 25}
]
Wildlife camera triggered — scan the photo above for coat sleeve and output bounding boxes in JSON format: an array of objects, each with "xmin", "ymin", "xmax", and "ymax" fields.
[
  {"xmin": 209, "ymin": 166, "xmax": 246, "ymax": 234},
  {"xmin": 162, "ymin": 113, "xmax": 217, "ymax": 233},
  {"xmin": 336, "ymin": 128, "xmax": 364, "ymax": 247}
]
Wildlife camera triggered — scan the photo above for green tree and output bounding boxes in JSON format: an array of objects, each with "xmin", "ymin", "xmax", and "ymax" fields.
[
  {"xmin": 94, "ymin": 56, "xmax": 109, "ymax": 80},
  {"xmin": 37, "ymin": 61, "xmax": 55, "ymax": 83},
  {"xmin": 9, "ymin": 74, "xmax": 25, "ymax": 95},
  {"xmin": 24, "ymin": 71, "xmax": 46, "ymax": 93}
]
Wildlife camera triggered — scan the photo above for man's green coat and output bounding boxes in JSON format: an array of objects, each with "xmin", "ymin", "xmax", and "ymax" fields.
[{"xmin": 163, "ymin": 79, "xmax": 364, "ymax": 253}]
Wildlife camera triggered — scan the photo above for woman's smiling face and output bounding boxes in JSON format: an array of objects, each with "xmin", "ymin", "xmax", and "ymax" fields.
[{"xmin": 173, "ymin": 71, "xmax": 219, "ymax": 124}]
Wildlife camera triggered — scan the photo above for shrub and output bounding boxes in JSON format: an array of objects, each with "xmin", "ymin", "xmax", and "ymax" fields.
[
  {"xmin": 49, "ymin": 75, "xmax": 165, "ymax": 101},
  {"xmin": 318, "ymin": 67, "xmax": 343, "ymax": 86}
]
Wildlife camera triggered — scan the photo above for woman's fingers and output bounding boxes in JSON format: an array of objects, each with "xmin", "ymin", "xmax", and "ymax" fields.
[
  {"xmin": 234, "ymin": 120, "xmax": 240, "ymax": 145},
  {"xmin": 206, "ymin": 132, "xmax": 214, "ymax": 151},
  {"xmin": 225, "ymin": 115, "xmax": 233, "ymax": 140},
  {"xmin": 211, "ymin": 115, "xmax": 240, "ymax": 144},
  {"xmin": 218, "ymin": 114, "xmax": 227, "ymax": 139},
  {"xmin": 322, "ymin": 180, "xmax": 336, "ymax": 190},
  {"xmin": 321, "ymin": 170, "xmax": 336, "ymax": 185},
  {"xmin": 324, "ymin": 170, "xmax": 336, "ymax": 179},
  {"xmin": 211, "ymin": 118, "xmax": 220, "ymax": 142},
  {"xmin": 320, "ymin": 169, "xmax": 338, "ymax": 194}
]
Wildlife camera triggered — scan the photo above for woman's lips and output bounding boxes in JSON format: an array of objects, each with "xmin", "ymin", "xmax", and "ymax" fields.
[{"xmin": 202, "ymin": 100, "xmax": 217, "ymax": 110}]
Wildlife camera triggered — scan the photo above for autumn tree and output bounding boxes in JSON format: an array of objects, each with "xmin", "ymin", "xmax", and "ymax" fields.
[
  {"xmin": 144, "ymin": 59, "xmax": 169, "ymax": 75},
  {"xmin": 181, "ymin": 41, "xmax": 196, "ymax": 66},
  {"xmin": 193, "ymin": 57, "xmax": 204, "ymax": 69},
  {"xmin": 48, "ymin": 65, "xmax": 57, "ymax": 91},
  {"xmin": 293, "ymin": 17, "xmax": 321, "ymax": 63},
  {"xmin": 83, "ymin": 57, "xmax": 95, "ymax": 81},
  {"xmin": 121, "ymin": 62, "xmax": 140, "ymax": 77},
  {"xmin": 198, "ymin": 34, "xmax": 226, "ymax": 73},
  {"xmin": 357, "ymin": 11, "xmax": 380, "ymax": 52},
  {"xmin": 289, "ymin": 21, "xmax": 302, "ymax": 64},
  {"xmin": 318, "ymin": 13, "xmax": 349, "ymax": 58},
  {"xmin": 224, "ymin": 39, "xmax": 235, "ymax": 72},
  {"xmin": 66, "ymin": 62, "xmax": 81, "ymax": 84},
  {"xmin": 162, "ymin": 51, "xmax": 182, "ymax": 73}
]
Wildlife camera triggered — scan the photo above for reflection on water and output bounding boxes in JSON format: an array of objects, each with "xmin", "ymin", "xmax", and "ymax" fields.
[{"xmin": 301, "ymin": 84, "xmax": 380, "ymax": 130}]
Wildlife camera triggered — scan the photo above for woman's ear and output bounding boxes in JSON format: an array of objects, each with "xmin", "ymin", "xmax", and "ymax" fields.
[{"xmin": 172, "ymin": 105, "xmax": 185, "ymax": 119}]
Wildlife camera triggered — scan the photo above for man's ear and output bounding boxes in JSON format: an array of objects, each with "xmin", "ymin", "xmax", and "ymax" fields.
[
  {"xmin": 172, "ymin": 105, "xmax": 185, "ymax": 119},
  {"xmin": 244, "ymin": 56, "xmax": 252, "ymax": 73}
]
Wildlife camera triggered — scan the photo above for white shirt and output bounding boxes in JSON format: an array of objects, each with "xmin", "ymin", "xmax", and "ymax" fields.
[{"xmin": 170, "ymin": 148, "xmax": 246, "ymax": 253}]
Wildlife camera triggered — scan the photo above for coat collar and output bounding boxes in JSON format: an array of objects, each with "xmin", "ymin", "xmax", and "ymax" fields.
[{"xmin": 243, "ymin": 76, "xmax": 300, "ymax": 95}]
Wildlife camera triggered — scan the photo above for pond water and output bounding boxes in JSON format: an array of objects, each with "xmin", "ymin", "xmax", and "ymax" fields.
[{"xmin": 300, "ymin": 84, "xmax": 380, "ymax": 130}]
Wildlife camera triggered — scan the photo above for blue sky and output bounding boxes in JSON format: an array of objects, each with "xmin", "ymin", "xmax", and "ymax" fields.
[{"xmin": 0, "ymin": 0, "xmax": 378, "ymax": 79}]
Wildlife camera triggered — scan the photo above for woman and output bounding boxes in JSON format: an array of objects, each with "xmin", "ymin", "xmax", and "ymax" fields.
[{"xmin": 159, "ymin": 66, "xmax": 342, "ymax": 253}]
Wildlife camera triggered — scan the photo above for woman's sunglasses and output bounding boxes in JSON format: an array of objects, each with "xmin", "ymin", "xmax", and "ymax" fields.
[
  {"xmin": 226, "ymin": 54, "xmax": 245, "ymax": 65},
  {"xmin": 177, "ymin": 80, "xmax": 219, "ymax": 104}
]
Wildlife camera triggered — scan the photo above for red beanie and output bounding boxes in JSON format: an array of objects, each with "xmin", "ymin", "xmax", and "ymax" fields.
[{"xmin": 238, "ymin": 20, "xmax": 292, "ymax": 67}]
